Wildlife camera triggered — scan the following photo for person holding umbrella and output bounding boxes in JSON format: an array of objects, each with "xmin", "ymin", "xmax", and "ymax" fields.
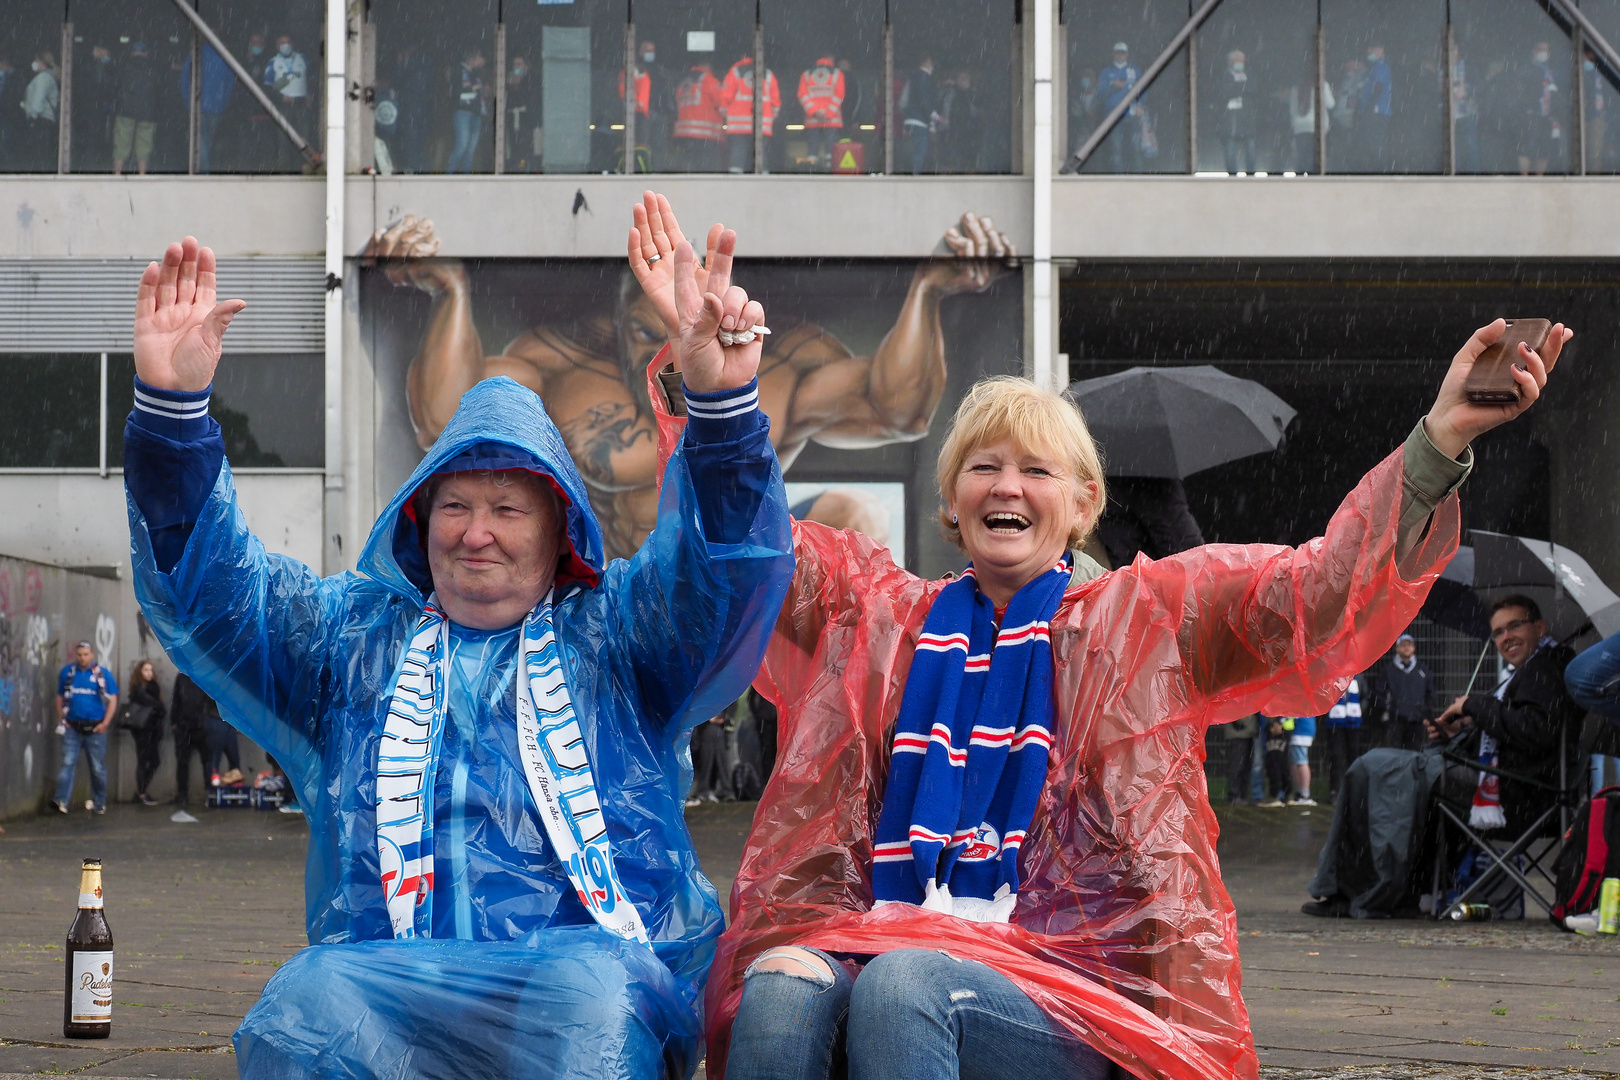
[{"xmin": 630, "ymin": 191, "xmax": 1567, "ymax": 1080}]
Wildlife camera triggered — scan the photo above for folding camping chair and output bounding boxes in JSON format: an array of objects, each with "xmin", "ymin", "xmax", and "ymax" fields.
[{"xmin": 1430, "ymin": 713, "xmax": 1614, "ymax": 920}]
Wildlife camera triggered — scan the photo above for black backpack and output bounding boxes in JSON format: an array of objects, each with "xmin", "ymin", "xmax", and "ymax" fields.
[{"xmin": 1551, "ymin": 785, "xmax": 1620, "ymax": 926}]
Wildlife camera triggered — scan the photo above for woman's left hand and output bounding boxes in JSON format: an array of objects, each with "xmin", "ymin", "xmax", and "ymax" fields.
[
  {"xmin": 673, "ymin": 229, "xmax": 765, "ymax": 395},
  {"xmin": 1425, "ymin": 318, "xmax": 1570, "ymax": 459}
]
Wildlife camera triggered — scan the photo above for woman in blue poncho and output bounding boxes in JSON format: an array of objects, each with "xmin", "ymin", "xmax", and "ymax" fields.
[{"xmin": 123, "ymin": 228, "xmax": 792, "ymax": 1080}]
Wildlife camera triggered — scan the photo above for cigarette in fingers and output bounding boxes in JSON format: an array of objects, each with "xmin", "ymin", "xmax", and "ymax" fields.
[{"xmin": 716, "ymin": 325, "xmax": 771, "ymax": 347}]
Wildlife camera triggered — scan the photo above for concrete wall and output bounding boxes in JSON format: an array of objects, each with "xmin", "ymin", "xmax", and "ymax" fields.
[{"xmin": 3, "ymin": 175, "xmax": 1620, "ymax": 260}]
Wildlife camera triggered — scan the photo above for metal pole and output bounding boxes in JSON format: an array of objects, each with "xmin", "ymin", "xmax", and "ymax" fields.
[
  {"xmin": 883, "ymin": 17, "xmax": 894, "ymax": 173},
  {"xmin": 57, "ymin": 20, "xmax": 73, "ymax": 173},
  {"xmin": 624, "ymin": 22, "xmax": 637, "ymax": 173},
  {"xmin": 1574, "ymin": 25, "xmax": 1587, "ymax": 176},
  {"xmin": 164, "ymin": 0, "xmax": 317, "ymax": 161},
  {"xmin": 1445, "ymin": 11, "xmax": 1456, "ymax": 175},
  {"xmin": 323, "ymin": 0, "xmax": 347, "ymax": 569},
  {"xmin": 189, "ymin": 15, "xmax": 202, "ymax": 174},
  {"xmin": 1062, "ymin": 0, "xmax": 1225, "ymax": 173},
  {"xmin": 494, "ymin": 19, "xmax": 506, "ymax": 174},
  {"xmin": 752, "ymin": 18, "xmax": 765, "ymax": 173},
  {"xmin": 1314, "ymin": 12, "xmax": 1326, "ymax": 174},
  {"xmin": 1032, "ymin": 0, "xmax": 1053, "ymax": 390},
  {"xmin": 98, "ymin": 352, "xmax": 108, "ymax": 479},
  {"xmin": 1186, "ymin": 7, "xmax": 1197, "ymax": 172}
]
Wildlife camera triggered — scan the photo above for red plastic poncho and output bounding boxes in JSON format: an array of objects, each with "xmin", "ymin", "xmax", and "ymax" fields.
[{"xmin": 647, "ymin": 354, "xmax": 1459, "ymax": 1080}]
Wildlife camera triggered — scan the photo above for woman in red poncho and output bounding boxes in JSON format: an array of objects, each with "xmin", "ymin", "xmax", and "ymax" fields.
[{"xmin": 626, "ymin": 193, "xmax": 1567, "ymax": 1080}]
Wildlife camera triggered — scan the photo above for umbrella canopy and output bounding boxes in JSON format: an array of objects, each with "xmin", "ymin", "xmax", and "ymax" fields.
[
  {"xmin": 1470, "ymin": 530, "xmax": 1620, "ymax": 641},
  {"xmin": 1066, "ymin": 365, "xmax": 1297, "ymax": 479}
]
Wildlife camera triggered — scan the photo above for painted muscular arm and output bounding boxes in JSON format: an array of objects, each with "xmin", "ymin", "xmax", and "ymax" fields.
[
  {"xmin": 365, "ymin": 216, "xmax": 497, "ymax": 448},
  {"xmin": 787, "ymin": 213, "xmax": 1016, "ymax": 448}
]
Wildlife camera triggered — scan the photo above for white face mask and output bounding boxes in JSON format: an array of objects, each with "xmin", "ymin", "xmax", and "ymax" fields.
[
  {"xmin": 279, "ymin": 43, "xmax": 293, "ymax": 57},
  {"xmin": 1533, "ymin": 52, "xmax": 1550, "ymax": 65},
  {"xmin": 1585, "ymin": 60, "xmax": 1596, "ymax": 71},
  {"xmin": 1231, "ymin": 62, "xmax": 1244, "ymax": 74},
  {"xmin": 641, "ymin": 52, "xmax": 655, "ymax": 64},
  {"xmin": 1367, "ymin": 53, "xmax": 1379, "ymax": 64},
  {"xmin": 32, "ymin": 61, "xmax": 42, "ymax": 72}
]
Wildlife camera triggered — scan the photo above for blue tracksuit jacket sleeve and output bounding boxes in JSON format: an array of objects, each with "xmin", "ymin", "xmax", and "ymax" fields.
[
  {"xmin": 124, "ymin": 380, "xmax": 333, "ymax": 785},
  {"xmin": 610, "ymin": 378, "xmax": 794, "ymax": 737}
]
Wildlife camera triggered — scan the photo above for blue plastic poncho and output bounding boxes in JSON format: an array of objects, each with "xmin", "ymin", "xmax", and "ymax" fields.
[{"xmin": 125, "ymin": 375, "xmax": 793, "ymax": 1080}]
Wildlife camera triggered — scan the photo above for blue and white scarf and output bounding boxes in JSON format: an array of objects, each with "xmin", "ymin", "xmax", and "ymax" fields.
[
  {"xmin": 872, "ymin": 557, "xmax": 1070, "ymax": 923},
  {"xmin": 375, "ymin": 590, "xmax": 649, "ymax": 943}
]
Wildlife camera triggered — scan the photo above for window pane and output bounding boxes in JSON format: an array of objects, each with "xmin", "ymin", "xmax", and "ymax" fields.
[
  {"xmin": 108, "ymin": 354, "xmax": 323, "ymax": 468},
  {"xmin": 1452, "ymin": 0, "xmax": 1574, "ymax": 174},
  {"xmin": 761, "ymin": 0, "xmax": 884, "ymax": 174},
  {"xmin": 891, "ymin": 0, "xmax": 1017, "ymax": 174},
  {"xmin": 192, "ymin": 0, "xmax": 324, "ymax": 174},
  {"xmin": 1568, "ymin": 0, "xmax": 1620, "ymax": 174},
  {"xmin": 1322, "ymin": 0, "xmax": 1444, "ymax": 174},
  {"xmin": 637, "ymin": 1, "xmax": 755, "ymax": 174},
  {"xmin": 0, "ymin": 356, "xmax": 99, "ymax": 468},
  {"xmin": 502, "ymin": 0, "xmax": 625, "ymax": 174},
  {"xmin": 372, "ymin": 0, "xmax": 496, "ymax": 174},
  {"xmin": 1195, "ymin": 0, "xmax": 1315, "ymax": 175},
  {"xmin": 1066, "ymin": 0, "xmax": 1190, "ymax": 174},
  {"xmin": 70, "ymin": 0, "xmax": 191, "ymax": 174},
  {"xmin": 4, "ymin": 0, "xmax": 62, "ymax": 173}
]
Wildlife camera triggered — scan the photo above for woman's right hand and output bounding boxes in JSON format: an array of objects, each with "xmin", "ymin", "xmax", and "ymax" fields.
[{"xmin": 133, "ymin": 236, "xmax": 246, "ymax": 393}]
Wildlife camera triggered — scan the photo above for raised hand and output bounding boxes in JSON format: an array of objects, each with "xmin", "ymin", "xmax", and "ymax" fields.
[
  {"xmin": 134, "ymin": 237, "xmax": 246, "ymax": 393},
  {"xmin": 673, "ymin": 228, "xmax": 764, "ymax": 395},
  {"xmin": 917, "ymin": 212, "xmax": 1019, "ymax": 295},
  {"xmin": 1425, "ymin": 319, "xmax": 1570, "ymax": 459},
  {"xmin": 628, "ymin": 190, "xmax": 722, "ymax": 347}
]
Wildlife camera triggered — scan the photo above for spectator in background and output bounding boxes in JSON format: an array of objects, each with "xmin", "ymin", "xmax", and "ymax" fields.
[
  {"xmin": 446, "ymin": 48, "xmax": 488, "ymax": 175},
  {"xmin": 1219, "ymin": 49, "xmax": 1256, "ymax": 175},
  {"xmin": 170, "ymin": 671, "xmax": 217, "ymax": 819},
  {"xmin": 899, "ymin": 53, "xmax": 939, "ymax": 174},
  {"xmin": 1289, "ymin": 712, "xmax": 1317, "ymax": 805},
  {"xmin": 112, "ymin": 42, "xmax": 158, "ymax": 176},
  {"xmin": 266, "ymin": 35, "xmax": 311, "ymax": 172},
  {"xmin": 938, "ymin": 68, "xmax": 986, "ymax": 173},
  {"xmin": 22, "ymin": 50, "xmax": 59, "ymax": 171},
  {"xmin": 798, "ymin": 55, "xmax": 846, "ymax": 171},
  {"xmin": 181, "ymin": 43, "xmax": 235, "ymax": 174},
  {"xmin": 1374, "ymin": 631, "xmax": 1434, "ymax": 750},
  {"xmin": 674, "ymin": 61, "xmax": 727, "ymax": 172},
  {"xmin": 503, "ymin": 56, "xmax": 537, "ymax": 172},
  {"xmin": 391, "ymin": 43, "xmax": 434, "ymax": 173},
  {"xmin": 235, "ymin": 33, "xmax": 278, "ymax": 170},
  {"xmin": 1258, "ymin": 715, "xmax": 1291, "ymax": 807},
  {"xmin": 124, "ymin": 659, "xmax": 167, "ymax": 807},
  {"xmin": 1566, "ymin": 629, "xmax": 1620, "ymax": 724},
  {"xmin": 1223, "ymin": 713, "xmax": 1259, "ymax": 806},
  {"xmin": 1452, "ymin": 54, "xmax": 1482, "ymax": 174},
  {"xmin": 1516, "ymin": 41, "xmax": 1561, "ymax": 176},
  {"xmin": 53, "ymin": 641, "xmax": 118, "ymax": 816},
  {"xmin": 79, "ymin": 45, "xmax": 118, "ymax": 171},
  {"xmin": 637, "ymin": 40, "xmax": 675, "ymax": 167},
  {"xmin": 1288, "ymin": 71, "xmax": 1333, "ymax": 173},
  {"xmin": 1321, "ymin": 676, "xmax": 1363, "ymax": 802},
  {"xmin": 1357, "ymin": 45, "xmax": 1392, "ymax": 171},
  {"xmin": 1582, "ymin": 49, "xmax": 1607, "ymax": 172},
  {"xmin": 721, "ymin": 54, "xmax": 780, "ymax": 174},
  {"xmin": 1096, "ymin": 42, "xmax": 1142, "ymax": 173},
  {"xmin": 620, "ymin": 48, "xmax": 651, "ymax": 170}
]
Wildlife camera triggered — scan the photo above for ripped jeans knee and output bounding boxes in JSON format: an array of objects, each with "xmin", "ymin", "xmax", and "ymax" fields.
[{"xmin": 727, "ymin": 947, "xmax": 853, "ymax": 1080}]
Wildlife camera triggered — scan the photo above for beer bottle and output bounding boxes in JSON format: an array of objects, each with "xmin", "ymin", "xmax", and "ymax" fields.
[{"xmin": 63, "ymin": 858, "xmax": 114, "ymax": 1039}]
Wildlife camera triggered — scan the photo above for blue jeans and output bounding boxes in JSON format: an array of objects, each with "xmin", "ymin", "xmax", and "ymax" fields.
[
  {"xmin": 726, "ymin": 947, "xmax": 1115, "ymax": 1080},
  {"xmin": 1567, "ymin": 631, "xmax": 1620, "ymax": 720},
  {"xmin": 447, "ymin": 109, "xmax": 483, "ymax": 173},
  {"xmin": 55, "ymin": 726, "xmax": 107, "ymax": 809}
]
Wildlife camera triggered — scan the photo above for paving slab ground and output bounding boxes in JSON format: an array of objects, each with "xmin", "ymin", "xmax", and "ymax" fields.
[{"xmin": 1, "ymin": 798, "xmax": 1616, "ymax": 1078}]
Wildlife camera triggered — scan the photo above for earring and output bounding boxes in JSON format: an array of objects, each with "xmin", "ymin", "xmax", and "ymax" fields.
[{"xmin": 951, "ymin": 515, "xmax": 958, "ymax": 524}]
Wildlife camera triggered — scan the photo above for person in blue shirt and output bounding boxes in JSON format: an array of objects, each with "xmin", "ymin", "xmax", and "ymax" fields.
[
  {"xmin": 180, "ymin": 44, "xmax": 234, "ymax": 174},
  {"xmin": 1288, "ymin": 712, "xmax": 1317, "ymax": 805},
  {"xmin": 1357, "ymin": 45, "xmax": 1393, "ymax": 171},
  {"xmin": 1095, "ymin": 41, "xmax": 1142, "ymax": 173},
  {"xmin": 123, "ymin": 227, "xmax": 792, "ymax": 1079},
  {"xmin": 54, "ymin": 640, "xmax": 119, "ymax": 815}
]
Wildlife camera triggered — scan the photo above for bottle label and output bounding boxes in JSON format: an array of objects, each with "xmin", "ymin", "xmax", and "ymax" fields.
[
  {"xmin": 78, "ymin": 892, "xmax": 103, "ymax": 909},
  {"xmin": 71, "ymin": 951, "xmax": 114, "ymax": 1023}
]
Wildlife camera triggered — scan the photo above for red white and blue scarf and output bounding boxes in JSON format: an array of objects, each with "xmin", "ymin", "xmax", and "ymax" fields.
[{"xmin": 872, "ymin": 557, "xmax": 1070, "ymax": 922}]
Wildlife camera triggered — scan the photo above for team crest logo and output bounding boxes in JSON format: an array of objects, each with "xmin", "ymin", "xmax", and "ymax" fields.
[{"xmin": 958, "ymin": 822, "xmax": 1001, "ymax": 862}]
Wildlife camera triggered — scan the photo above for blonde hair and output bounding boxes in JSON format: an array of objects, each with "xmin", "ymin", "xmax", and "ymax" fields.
[{"xmin": 935, "ymin": 376, "xmax": 1106, "ymax": 551}]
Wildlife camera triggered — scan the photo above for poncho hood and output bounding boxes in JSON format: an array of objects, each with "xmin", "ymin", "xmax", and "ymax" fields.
[{"xmin": 359, "ymin": 376, "xmax": 606, "ymax": 600}]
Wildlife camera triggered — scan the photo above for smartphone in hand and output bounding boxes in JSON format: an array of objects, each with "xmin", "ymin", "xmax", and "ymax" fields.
[{"xmin": 1464, "ymin": 319, "xmax": 1551, "ymax": 404}]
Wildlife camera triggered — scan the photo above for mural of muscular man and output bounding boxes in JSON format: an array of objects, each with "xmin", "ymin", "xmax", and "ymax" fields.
[{"xmin": 365, "ymin": 192, "xmax": 1015, "ymax": 558}]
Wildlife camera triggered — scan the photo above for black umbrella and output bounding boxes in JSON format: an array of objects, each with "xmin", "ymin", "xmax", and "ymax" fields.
[
  {"xmin": 1419, "ymin": 533, "xmax": 1620, "ymax": 642},
  {"xmin": 1066, "ymin": 365, "xmax": 1297, "ymax": 478}
]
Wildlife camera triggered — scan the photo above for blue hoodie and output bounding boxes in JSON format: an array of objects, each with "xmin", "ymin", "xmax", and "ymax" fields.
[{"xmin": 125, "ymin": 373, "xmax": 792, "ymax": 1078}]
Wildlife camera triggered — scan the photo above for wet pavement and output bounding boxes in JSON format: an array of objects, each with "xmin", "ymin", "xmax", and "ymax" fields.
[{"xmin": 0, "ymin": 798, "xmax": 1615, "ymax": 1078}]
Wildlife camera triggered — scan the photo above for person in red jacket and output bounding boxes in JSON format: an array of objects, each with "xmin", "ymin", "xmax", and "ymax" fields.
[
  {"xmin": 674, "ymin": 62, "xmax": 726, "ymax": 172},
  {"xmin": 721, "ymin": 55, "xmax": 779, "ymax": 172},
  {"xmin": 797, "ymin": 56, "xmax": 845, "ymax": 170}
]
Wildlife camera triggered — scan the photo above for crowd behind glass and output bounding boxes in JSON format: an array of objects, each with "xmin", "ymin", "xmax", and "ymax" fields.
[{"xmin": 0, "ymin": 0, "xmax": 1615, "ymax": 176}]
